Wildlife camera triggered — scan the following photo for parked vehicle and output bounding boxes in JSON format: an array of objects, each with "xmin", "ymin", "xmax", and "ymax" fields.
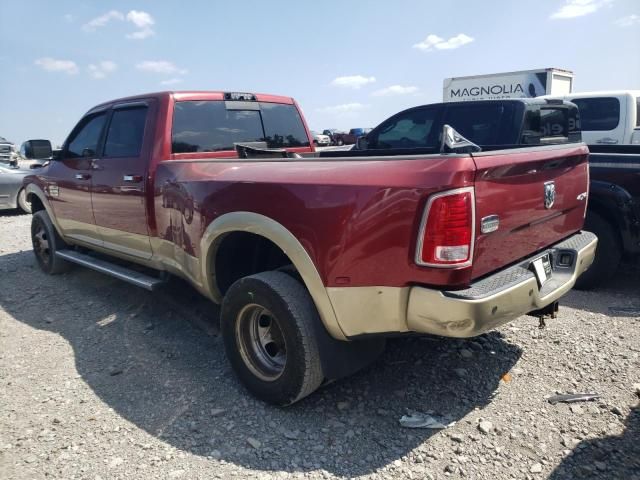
[
  {"xmin": 0, "ymin": 136, "xmax": 16, "ymax": 166},
  {"xmin": 20, "ymin": 139, "xmax": 54, "ymax": 168},
  {"xmin": 322, "ymin": 129, "xmax": 342, "ymax": 145},
  {"xmin": 24, "ymin": 91, "xmax": 595, "ymax": 405},
  {"xmin": 541, "ymin": 90, "xmax": 640, "ymax": 145},
  {"xmin": 310, "ymin": 131, "xmax": 331, "ymax": 146},
  {"xmin": 0, "ymin": 164, "xmax": 32, "ymax": 213},
  {"xmin": 352, "ymin": 98, "xmax": 582, "ymax": 151},
  {"xmin": 443, "ymin": 68, "xmax": 574, "ymax": 102},
  {"xmin": 332, "ymin": 128, "xmax": 370, "ymax": 146},
  {"xmin": 573, "ymin": 144, "xmax": 640, "ymax": 289}
]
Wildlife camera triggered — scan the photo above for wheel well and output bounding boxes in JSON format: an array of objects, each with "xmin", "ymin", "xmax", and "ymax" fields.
[
  {"xmin": 214, "ymin": 232, "xmax": 297, "ymax": 296},
  {"xmin": 27, "ymin": 193, "xmax": 45, "ymax": 213}
]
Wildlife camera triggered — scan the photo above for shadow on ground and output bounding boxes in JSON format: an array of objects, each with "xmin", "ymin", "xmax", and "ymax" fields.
[
  {"xmin": 562, "ymin": 266, "xmax": 640, "ymax": 317},
  {"xmin": 548, "ymin": 405, "xmax": 640, "ymax": 480},
  {"xmin": 1, "ymin": 249, "xmax": 522, "ymax": 476},
  {"xmin": 0, "ymin": 209, "xmax": 29, "ymax": 217}
]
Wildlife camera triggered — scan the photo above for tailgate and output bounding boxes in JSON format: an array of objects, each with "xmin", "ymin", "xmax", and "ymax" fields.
[{"xmin": 470, "ymin": 144, "xmax": 589, "ymax": 280}]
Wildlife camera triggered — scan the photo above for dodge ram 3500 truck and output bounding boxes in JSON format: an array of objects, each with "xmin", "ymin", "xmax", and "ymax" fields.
[{"xmin": 24, "ymin": 92, "xmax": 597, "ymax": 405}]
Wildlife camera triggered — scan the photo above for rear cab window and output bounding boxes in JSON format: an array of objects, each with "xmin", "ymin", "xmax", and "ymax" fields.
[{"xmin": 171, "ymin": 99, "xmax": 310, "ymax": 155}]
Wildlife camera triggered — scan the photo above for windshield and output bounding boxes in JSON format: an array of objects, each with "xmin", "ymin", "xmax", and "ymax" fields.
[{"xmin": 172, "ymin": 101, "xmax": 310, "ymax": 153}]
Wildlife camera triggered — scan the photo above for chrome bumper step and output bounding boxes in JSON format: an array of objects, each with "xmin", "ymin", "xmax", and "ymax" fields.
[{"xmin": 56, "ymin": 250, "xmax": 165, "ymax": 291}]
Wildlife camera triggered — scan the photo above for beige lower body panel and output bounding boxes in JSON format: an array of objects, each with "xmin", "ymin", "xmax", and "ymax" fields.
[{"xmin": 329, "ymin": 232, "xmax": 597, "ymax": 339}]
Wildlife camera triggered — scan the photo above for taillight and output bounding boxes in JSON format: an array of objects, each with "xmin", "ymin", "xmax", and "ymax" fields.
[{"xmin": 416, "ymin": 187, "xmax": 475, "ymax": 267}]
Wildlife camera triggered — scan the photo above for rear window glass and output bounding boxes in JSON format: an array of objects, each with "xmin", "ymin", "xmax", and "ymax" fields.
[
  {"xmin": 104, "ymin": 107, "xmax": 148, "ymax": 157},
  {"xmin": 260, "ymin": 103, "xmax": 310, "ymax": 148},
  {"xmin": 172, "ymin": 101, "xmax": 309, "ymax": 153},
  {"xmin": 571, "ymin": 97, "xmax": 620, "ymax": 131},
  {"xmin": 521, "ymin": 106, "xmax": 581, "ymax": 144}
]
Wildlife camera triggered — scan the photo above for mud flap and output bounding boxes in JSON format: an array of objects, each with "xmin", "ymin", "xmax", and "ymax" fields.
[{"xmin": 311, "ymin": 319, "xmax": 386, "ymax": 380}]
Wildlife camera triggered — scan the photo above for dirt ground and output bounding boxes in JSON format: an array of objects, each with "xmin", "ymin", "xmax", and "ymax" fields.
[{"xmin": 0, "ymin": 211, "xmax": 638, "ymax": 480}]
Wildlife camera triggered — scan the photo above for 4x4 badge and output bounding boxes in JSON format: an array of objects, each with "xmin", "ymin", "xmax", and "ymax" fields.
[{"xmin": 544, "ymin": 181, "xmax": 555, "ymax": 209}]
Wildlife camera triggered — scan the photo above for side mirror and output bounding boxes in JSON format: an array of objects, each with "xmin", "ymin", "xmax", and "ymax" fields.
[
  {"xmin": 356, "ymin": 135, "xmax": 369, "ymax": 150},
  {"xmin": 21, "ymin": 139, "xmax": 53, "ymax": 159},
  {"xmin": 82, "ymin": 148, "xmax": 95, "ymax": 158},
  {"xmin": 439, "ymin": 125, "xmax": 482, "ymax": 154}
]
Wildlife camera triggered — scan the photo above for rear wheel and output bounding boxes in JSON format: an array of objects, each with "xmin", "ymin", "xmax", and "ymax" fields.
[
  {"xmin": 17, "ymin": 189, "xmax": 31, "ymax": 214},
  {"xmin": 31, "ymin": 210, "xmax": 70, "ymax": 275},
  {"xmin": 574, "ymin": 212, "xmax": 621, "ymax": 290},
  {"xmin": 221, "ymin": 271, "xmax": 324, "ymax": 406}
]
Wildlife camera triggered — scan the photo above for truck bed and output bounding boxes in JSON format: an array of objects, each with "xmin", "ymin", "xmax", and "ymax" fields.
[{"xmin": 155, "ymin": 143, "xmax": 589, "ymax": 289}]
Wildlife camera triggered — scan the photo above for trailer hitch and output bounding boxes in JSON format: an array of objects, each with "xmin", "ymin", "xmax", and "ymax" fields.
[{"xmin": 527, "ymin": 301, "xmax": 559, "ymax": 329}]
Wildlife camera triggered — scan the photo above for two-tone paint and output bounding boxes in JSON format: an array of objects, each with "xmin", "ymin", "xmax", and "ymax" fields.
[{"xmin": 24, "ymin": 91, "xmax": 592, "ymax": 341}]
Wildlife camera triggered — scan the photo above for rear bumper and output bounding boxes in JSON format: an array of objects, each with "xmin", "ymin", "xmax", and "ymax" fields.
[
  {"xmin": 406, "ymin": 231, "xmax": 597, "ymax": 337},
  {"xmin": 327, "ymin": 231, "xmax": 597, "ymax": 339}
]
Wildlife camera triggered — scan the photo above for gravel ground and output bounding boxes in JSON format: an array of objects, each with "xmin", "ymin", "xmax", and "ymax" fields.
[{"xmin": 0, "ymin": 211, "xmax": 638, "ymax": 480}]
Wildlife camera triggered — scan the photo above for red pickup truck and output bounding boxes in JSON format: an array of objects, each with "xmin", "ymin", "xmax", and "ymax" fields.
[{"xmin": 24, "ymin": 92, "xmax": 597, "ymax": 405}]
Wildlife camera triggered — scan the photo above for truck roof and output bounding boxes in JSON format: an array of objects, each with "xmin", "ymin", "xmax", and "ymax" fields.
[{"xmin": 89, "ymin": 90, "xmax": 296, "ymax": 112}]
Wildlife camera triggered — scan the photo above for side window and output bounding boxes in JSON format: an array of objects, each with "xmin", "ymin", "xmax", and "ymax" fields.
[
  {"xmin": 636, "ymin": 97, "xmax": 640, "ymax": 127},
  {"xmin": 571, "ymin": 97, "xmax": 620, "ymax": 131},
  {"xmin": 370, "ymin": 108, "xmax": 438, "ymax": 149},
  {"xmin": 66, "ymin": 113, "xmax": 107, "ymax": 158},
  {"xmin": 104, "ymin": 107, "xmax": 148, "ymax": 157}
]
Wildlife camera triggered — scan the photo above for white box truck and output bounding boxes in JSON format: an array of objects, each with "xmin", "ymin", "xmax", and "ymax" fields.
[{"xmin": 443, "ymin": 68, "xmax": 574, "ymax": 102}]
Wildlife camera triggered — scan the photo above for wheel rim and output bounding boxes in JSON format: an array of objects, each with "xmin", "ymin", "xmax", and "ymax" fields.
[
  {"xmin": 236, "ymin": 304, "xmax": 287, "ymax": 381},
  {"xmin": 33, "ymin": 221, "xmax": 51, "ymax": 265}
]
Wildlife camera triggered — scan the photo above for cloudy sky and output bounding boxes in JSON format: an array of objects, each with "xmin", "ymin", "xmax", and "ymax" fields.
[{"xmin": 0, "ymin": 0, "xmax": 639, "ymax": 145}]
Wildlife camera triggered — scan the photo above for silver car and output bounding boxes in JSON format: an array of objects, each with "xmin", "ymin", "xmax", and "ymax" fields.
[{"xmin": 0, "ymin": 164, "xmax": 32, "ymax": 213}]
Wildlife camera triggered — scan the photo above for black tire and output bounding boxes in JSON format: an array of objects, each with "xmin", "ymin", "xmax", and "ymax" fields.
[
  {"xmin": 17, "ymin": 189, "xmax": 32, "ymax": 214},
  {"xmin": 337, "ymin": 139, "xmax": 344, "ymax": 146},
  {"xmin": 31, "ymin": 210, "xmax": 71, "ymax": 275},
  {"xmin": 574, "ymin": 212, "xmax": 621, "ymax": 290},
  {"xmin": 221, "ymin": 271, "xmax": 324, "ymax": 406}
]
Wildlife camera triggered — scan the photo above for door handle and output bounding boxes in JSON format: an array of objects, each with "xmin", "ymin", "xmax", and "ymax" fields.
[
  {"xmin": 595, "ymin": 138, "xmax": 619, "ymax": 144},
  {"xmin": 123, "ymin": 175, "xmax": 143, "ymax": 183},
  {"xmin": 75, "ymin": 173, "xmax": 91, "ymax": 180}
]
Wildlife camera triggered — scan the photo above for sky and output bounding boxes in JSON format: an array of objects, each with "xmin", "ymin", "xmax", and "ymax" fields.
[{"xmin": 1, "ymin": 0, "xmax": 639, "ymax": 146}]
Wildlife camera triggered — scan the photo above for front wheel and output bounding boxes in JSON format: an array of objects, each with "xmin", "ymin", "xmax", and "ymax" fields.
[
  {"xmin": 221, "ymin": 271, "xmax": 324, "ymax": 406},
  {"xmin": 31, "ymin": 210, "xmax": 70, "ymax": 274}
]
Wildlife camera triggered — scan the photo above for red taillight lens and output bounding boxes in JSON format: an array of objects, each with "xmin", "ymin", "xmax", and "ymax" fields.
[{"xmin": 416, "ymin": 188, "xmax": 475, "ymax": 267}]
